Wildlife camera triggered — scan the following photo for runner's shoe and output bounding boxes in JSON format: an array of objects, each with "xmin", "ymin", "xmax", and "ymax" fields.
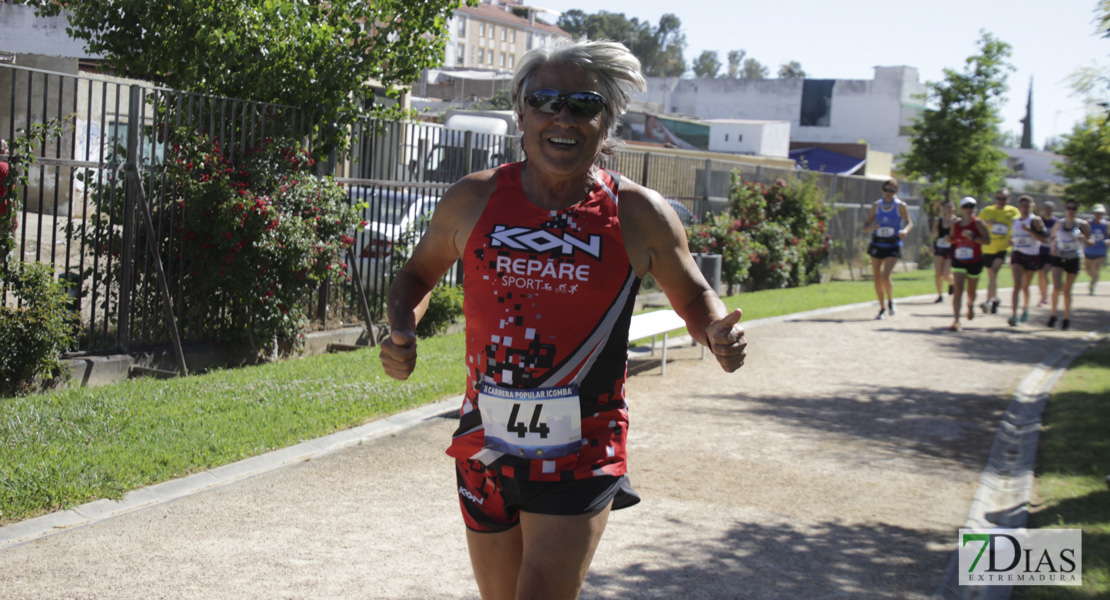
[
  {"xmin": 1047, "ymin": 315, "xmax": 1057, "ymax": 328},
  {"xmin": 967, "ymin": 305, "xmax": 975, "ymax": 321},
  {"xmin": 888, "ymin": 301, "xmax": 896, "ymax": 316},
  {"xmin": 1008, "ymin": 315, "xmax": 1018, "ymax": 327},
  {"xmin": 1062, "ymin": 319, "xmax": 1070, "ymax": 331},
  {"xmin": 991, "ymin": 299, "xmax": 1001, "ymax": 314},
  {"xmin": 980, "ymin": 301, "xmax": 990, "ymax": 314},
  {"xmin": 1037, "ymin": 299, "xmax": 1048, "ymax": 307},
  {"xmin": 1020, "ymin": 309, "xmax": 1029, "ymax": 323},
  {"xmin": 949, "ymin": 321, "xmax": 962, "ymax": 332},
  {"xmin": 876, "ymin": 309, "xmax": 886, "ymax": 320},
  {"xmin": 934, "ymin": 295, "xmax": 944, "ymax": 304}
]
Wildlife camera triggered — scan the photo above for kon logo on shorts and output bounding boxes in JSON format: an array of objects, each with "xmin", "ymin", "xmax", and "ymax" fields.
[{"xmin": 488, "ymin": 225, "xmax": 603, "ymax": 260}]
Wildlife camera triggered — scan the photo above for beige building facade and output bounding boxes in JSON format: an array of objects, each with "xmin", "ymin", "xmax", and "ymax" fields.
[{"xmin": 444, "ymin": 1, "xmax": 571, "ymax": 72}]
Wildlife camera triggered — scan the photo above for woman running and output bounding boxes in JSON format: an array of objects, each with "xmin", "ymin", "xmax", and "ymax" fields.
[
  {"xmin": 948, "ymin": 197, "xmax": 991, "ymax": 332},
  {"xmin": 1084, "ymin": 203, "xmax": 1108, "ymax": 295},
  {"xmin": 862, "ymin": 179, "xmax": 913, "ymax": 319},
  {"xmin": 1007, "ymin": 196, "xmax": 1048, "ymax": 326},
  {"xmin": 932, "ymin": 199, "xmax": 956, "ymax": 303},
  {"xmin": 1047, "ymin": 200, "xmax": 1093, "ymax": 330}
]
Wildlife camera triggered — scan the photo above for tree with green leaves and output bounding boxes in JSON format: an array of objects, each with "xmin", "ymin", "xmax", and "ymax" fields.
[
  {"xmin": 30, "ymin": 0, "xmax": 467, "ymax": 151},
  {"xmin": 901, "ymin": 31, "xmax": 1014, "ymax": 202},
  {"xmin": 1050, "ymin": 1, "xmax": 1110, "ymax": 207},
  {"xmin": 692, "ymin": 51, "xmax": 722, "ymax": 78},
  {"xmin": 741, "ymin": 58, "xmax": 769, "ymax": 79},
  {"xmin": 726, "ymin": 50, "xmax": 746, "ymax": 79},
  {"xmin": 557, "ymin": 10, "xmax": 687, "ymax": 77},
  {"xmin": 1056, "ymin": 113, "xmax": 1110, "ymax": 209},
  {"xmin": 778, "ymin": 61, "xmax": 806, "ymax": 79}
]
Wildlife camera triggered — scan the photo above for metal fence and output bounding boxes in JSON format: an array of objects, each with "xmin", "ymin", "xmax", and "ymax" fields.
[{"xmin": 0, "ymin": 63, "xmax": 965, "ymax": 356}]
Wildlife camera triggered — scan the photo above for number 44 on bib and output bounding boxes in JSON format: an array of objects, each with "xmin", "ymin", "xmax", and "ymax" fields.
[{"xmin": 478, "ymin": 383, "xmax": 583, "ymax": 459}]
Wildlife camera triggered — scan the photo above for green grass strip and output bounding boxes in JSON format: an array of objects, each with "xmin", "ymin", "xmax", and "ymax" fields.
[
  {"xmin": 1, "ymin": 334, "xmax": 466, "ymax": 524},
  {"xmin": 1014, "ymin": 342, "xmax": 1110, "ymax": 599}
]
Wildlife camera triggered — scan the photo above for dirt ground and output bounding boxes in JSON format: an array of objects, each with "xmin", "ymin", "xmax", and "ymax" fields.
[{"xmin": 0, "ymin": 292, "xmax": 1107, "ymax": 599}]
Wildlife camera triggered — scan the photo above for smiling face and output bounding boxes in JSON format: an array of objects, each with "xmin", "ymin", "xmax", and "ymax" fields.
[{"xmin": 518, "ymin": 62, "xmax": 608, "ymax": 181}]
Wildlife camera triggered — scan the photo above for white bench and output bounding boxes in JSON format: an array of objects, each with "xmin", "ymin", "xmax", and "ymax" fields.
[{"xmin": 627, "ymin": 309, "xmax": 706, "ymax": 375}]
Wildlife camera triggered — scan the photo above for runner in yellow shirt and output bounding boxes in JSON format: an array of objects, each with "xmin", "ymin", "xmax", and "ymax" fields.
[{"xmin": 977, "ymin": 188, "xmax": 1021, "ymax": 314}]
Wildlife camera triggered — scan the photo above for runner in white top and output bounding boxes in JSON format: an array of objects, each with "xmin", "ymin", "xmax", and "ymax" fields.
[
  {"xmin": 1047, "ymin": 200, "xmax": 1092, "ymax": 330},
  {"xmin": 1007, "ymin": 196, "xmax": 1047, "ymax": 327}
]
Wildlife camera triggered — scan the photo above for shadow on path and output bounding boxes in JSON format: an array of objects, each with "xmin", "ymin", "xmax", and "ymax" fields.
[
  {"xmin": 586, "ymin": 518, "xmax": 949, "ymax": 599},
  {"xmin": 694, "ymin": 383, "xmax": 1003, "ymax": 471}
]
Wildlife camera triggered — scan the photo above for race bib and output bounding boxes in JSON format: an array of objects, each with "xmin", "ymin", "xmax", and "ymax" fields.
[
  {"xmin": 478, "ymin": 383, "xmax": 582, "ymax": 459},
  {"xmin": 876, "ymin": 226, "xmax": 896, "ymax": 238},
  {"xmin": 1059, "ymin": 241, "xmax": 1079, "ymax": 252},
  {"xmin": 955, "ymin": 247, "xmax": 975, "ymax": 260},
  {"xmin": 991, "ymin": 222, "xmax": 1009, "ymax": 235},
  {"xmin": 1095, "ymin": 231, "xmax": 1106, "ymax": 242},
  {"xmin": 1012, "ymin": 233, "xmax": 1035, "ymax": 249},
  {"xmin": 935, "ymin": 238, "xmax": 952, "ymax": 249}
]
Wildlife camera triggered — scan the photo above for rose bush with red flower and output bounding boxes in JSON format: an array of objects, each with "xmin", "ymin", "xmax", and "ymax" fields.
[
  {"xmin": 687, "ymin": 173, "xmax": 834, "ymax": 292},
  {"xmin": 70, "ymin": 127, "xmax": 358, "ymax": 354}
]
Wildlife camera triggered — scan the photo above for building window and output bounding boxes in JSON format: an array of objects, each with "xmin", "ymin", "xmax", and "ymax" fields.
[
  {"xmin": 509, "ymin": 54, "xmax": 515, "ymax": 69},
  {"xmin": 526, "ymin": 32, "xmax": 533, "ymax": 50},
  {"xmin": 457, "ymin": 43, "xmax": 465, "ymax": 65},
  {"xmin": 500, "ymin": 53, "xmax": 506, "ymax": 68},
  {"xmin": 800, "ymin": 79, "xmax": 834, "ymax": 127},
  {"xmin": 501, "ymin": 27, "xmax": 507, "ymax": 42},
  {"xmin": 480, "ymin": 22, "xmax": 486, "ymax": 37},
  {"xmin": 478, "ymin": 48, "xmax": 485, "ymax": 64},
  {"xmin": 511, "ymin": 30, "xmax": 516, "ymax": 44},
  {"xmin": 724, "ymin": 134, "xmax": 729, "ymax": 142},
  {"xmin": 488, "ymin": 51, "xmax": 494, "ymax": 66},
  {"xmin": 457, "ymin": 17, "xmax": 466, "ymax": 36}
]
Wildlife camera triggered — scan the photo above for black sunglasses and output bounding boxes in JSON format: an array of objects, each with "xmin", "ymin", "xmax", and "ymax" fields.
[
  {"xmin": 526, "ymin": 88, "xmax": 608, "ymax": 118},
  {"xmin": 882, "ymin": 187, "xmax": 896, "ymax": 192},
  {"xmin": 1066, "ymin": 205, "xmax": 1079, "ymax": 211}
]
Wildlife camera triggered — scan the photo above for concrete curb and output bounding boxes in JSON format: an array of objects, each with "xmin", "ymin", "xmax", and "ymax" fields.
[
  {"xmin": 933, "ymin": 326, "xmax": 1110, "ymax": 600},
  {"xmin": 0, "ymin": 396, "xmax": 461, "ymax": 551}
]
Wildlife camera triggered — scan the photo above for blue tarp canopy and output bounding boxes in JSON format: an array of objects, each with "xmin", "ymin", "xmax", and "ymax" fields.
[{"xmin": 789, "ymin": 147, "xmax": 866, "ymax": 175}]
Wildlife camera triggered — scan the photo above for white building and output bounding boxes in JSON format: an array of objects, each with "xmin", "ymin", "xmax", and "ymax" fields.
[
  {"xmin": 706, "ymin": 119, "xmax": 790, "ymax": 158},
  {"xmin": 1002, "ymin": 147, "xmax": 1067, "ymax": 185},
  {"xmin": 638, "ymin": 66, "xmax": 928, "ymax": 160}
]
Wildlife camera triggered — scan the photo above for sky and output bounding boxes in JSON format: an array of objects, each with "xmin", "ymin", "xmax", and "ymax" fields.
[{"xmin": 533, "ymin": 0, "xmax": 1109, "ymax": 150}]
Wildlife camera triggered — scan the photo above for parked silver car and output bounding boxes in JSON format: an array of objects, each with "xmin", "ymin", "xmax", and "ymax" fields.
[{"xmin": 347, "ymin": 186, "xmax": 441, "ymax": 292}]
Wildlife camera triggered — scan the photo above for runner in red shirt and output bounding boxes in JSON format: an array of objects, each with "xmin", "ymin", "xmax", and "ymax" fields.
[
  {"xmin": 380, "ymin": 40, "xmax": 748, "ymax": 600},
  {"xmin": 947, "ymin": 197, "xmax": 991, "ymax": 331}
]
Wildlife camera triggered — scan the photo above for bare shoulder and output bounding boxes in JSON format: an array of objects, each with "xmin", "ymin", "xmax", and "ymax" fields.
[
  {"xmin": 421, "ymin": 167, "xmax": 500, "ymax": 256},
  {"xmin": 437, "ymin": 167, "xmax": 499, "ymax": 219},
  {"xmin": 615, "ymin": 179, "xmax": 675, "ymax": 229},
  {"xmin": 616, "ymin": 179, "xmax": 688, "ymax": 277}
]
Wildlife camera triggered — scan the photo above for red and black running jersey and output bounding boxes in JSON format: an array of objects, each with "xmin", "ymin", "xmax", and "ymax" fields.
[
  {"xmin": 447, "ymin": 162, "xmax": 641, "ymax": 481},
  {"xmin": 952, "ymin": 217, "xmax": 983, "ymax": 263}
]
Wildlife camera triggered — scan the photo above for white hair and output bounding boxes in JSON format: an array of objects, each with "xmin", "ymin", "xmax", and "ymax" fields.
[{"xmin": 512, "ymin": 39, "xmax": 646, "ymax": 159}]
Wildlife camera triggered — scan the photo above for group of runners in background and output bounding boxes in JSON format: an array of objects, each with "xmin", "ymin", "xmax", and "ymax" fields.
[{"xmin": 864, "ymin": 182, "xmax": 1109, "ymax": 332}]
